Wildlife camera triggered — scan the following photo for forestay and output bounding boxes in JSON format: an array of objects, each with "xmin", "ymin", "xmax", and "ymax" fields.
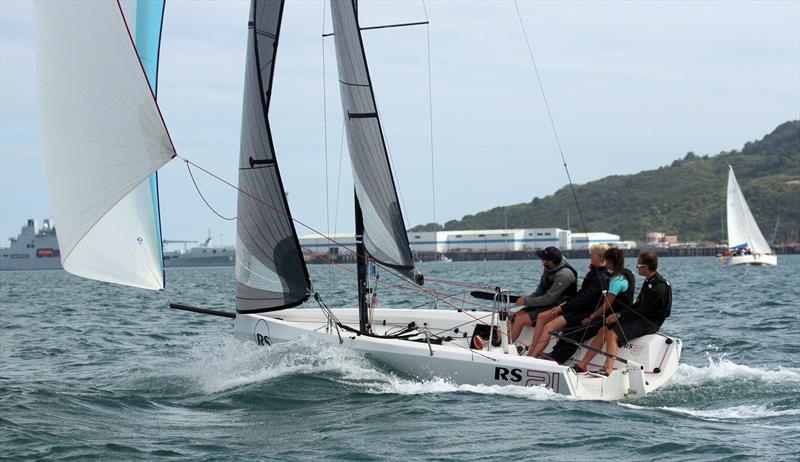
[
  {"xmin": 726, "ymin": 166, "xmax": 772, "ymax": 254},
  {"xmin": 34, "ymin": 1, "xmax": 174, "ymax": 290},
  {"xmin": 235, "ymin": 0, "xmax": 312, "ymax": 313},
  {"xmin": 329, "ymin": 0, "xmax": 418, "ymax": 279}
]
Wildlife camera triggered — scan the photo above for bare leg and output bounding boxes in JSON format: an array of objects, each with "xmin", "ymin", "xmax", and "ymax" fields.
[
  {"xmin": 529, "ymin": 310, "xmax": 557, "ymax": 353},
  {"xmin": 511, "ymin": 311, "xmax": 532, "ymax": 343},
  {"xmin": 603, "ymin": 330, "xmax": 620, "ymax": 374},
  {"xmin": 530, "ymin": 316, "xmax": 567, "ymax": 357},
  {"xmin": 577, "ymin": 327, "xmax": 607, "ymax": 369}
]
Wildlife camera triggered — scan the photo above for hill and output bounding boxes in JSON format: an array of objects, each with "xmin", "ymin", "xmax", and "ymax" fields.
[{"xmin": 411, "ymin": 121, "xmax": 800, "ymax": 244}]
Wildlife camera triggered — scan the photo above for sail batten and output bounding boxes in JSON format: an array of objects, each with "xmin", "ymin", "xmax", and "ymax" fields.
[
  {"xmin": 35, "ymin": 1, "xmax": 174, "ymax": 290},
  {"xmin": 329, "ymin": 0, "xmax": 419, "ymax": 279},
  {"xmin": 235, "ymin": 0, "xmax": 312, "ymax": 313},
  {"xmin": 726, "ymin": 166, "xmax": 773, "ymax": 255}
]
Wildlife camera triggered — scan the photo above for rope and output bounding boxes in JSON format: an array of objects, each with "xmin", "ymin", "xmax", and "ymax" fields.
[
  {"xmin": 185, "ymin": 160, "xmax": 236, "ymax": 221},
  {"xmin": 179, "ymin": 155, "xmax": 358, "ymax": 257},
  {"xmin": 179, "ymin": 155, "xmax": 502, "ymax": 334},
  {"xmin": 512, "ymin": 0, "xmax": 588, "ymax": 236},
  {"xmin": 410, "ymin": 290, "xmax": 464, "ymax": 309},
  {"xmin": 306, "ymin": 247, "xmax": 493, "ymax": 312},
  {"xmin": 425, "ymin": 277, "xmax": 494, "ymax": 290}
]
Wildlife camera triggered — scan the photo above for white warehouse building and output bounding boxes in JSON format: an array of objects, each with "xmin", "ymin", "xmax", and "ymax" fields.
[
  {"xmin": 570, "ymin": 232, "xmax": 628, "ymax": 250},
  {"xmin": 408, "ymin": 228, "xmax": 571, "ymax": 253},
  {"xmin": 298, "ymin": 228, "xmax": 626, "ymax": 257}
]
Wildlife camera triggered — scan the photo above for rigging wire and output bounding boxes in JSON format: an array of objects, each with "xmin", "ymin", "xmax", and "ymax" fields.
[
  {"xmin": 179, "ymin": 155, "xmax": 492, "ymax": 310},
  {"xmin": 321, "ymin": 0, "xmax": 330, "ymax": 237},
  {"xmin": 422, "ymin": 0, "xmax": 437, "ymax": 228},
  {"xmin": 185, "ymin": 161, "xmax": 236, "ymax": 221},
  {"xmin": 321, "ymin": 0, "xmax": 333, "ymax": 285},
  {"xmin": 332, "ymin": 122, "xmax": 346, "ymax": 236},
  {"xmin": 512, "ymin": 0, "xmax": 588, "ymax": 235}
]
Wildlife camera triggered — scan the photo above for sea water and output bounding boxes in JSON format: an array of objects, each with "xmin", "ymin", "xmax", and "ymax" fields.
[{"xmin": 1, "ymin": 256, "xmax": 798, "ymax": 461}]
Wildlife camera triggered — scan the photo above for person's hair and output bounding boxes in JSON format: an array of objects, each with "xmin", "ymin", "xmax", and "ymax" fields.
[
  {"xmin": 549, "ymin": 253, "xmax": 563, "ymax": 265},
  {"xmin": 639, "ymin": 251, "xmax": 658, "ymax": 271},
  {"xmin": 604, "ymin": 248, "xmax": 625, "ymax": 277},
  {"xmin": 590, "ymin": 243, "xmax": 610, "ymax": 257}
]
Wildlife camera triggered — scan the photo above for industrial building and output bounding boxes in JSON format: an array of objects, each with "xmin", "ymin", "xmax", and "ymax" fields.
[{"xmin": 298, "ymin": 228, "xmax": 628, "ymax": 258}]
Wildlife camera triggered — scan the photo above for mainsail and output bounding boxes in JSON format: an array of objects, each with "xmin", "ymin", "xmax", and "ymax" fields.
[
  {"xmin": 726, "ymin": 166, "xmax": 772, "ymax": 254},
  {"xmin": 34, "ymin": 1, "xmax": 174, "ymax": 290},
  {"xmin": 329, "ymin": 0, "xmax": 419, "ymax": 280},
  {"xmin": 235, "ymin": 0, "xmax": 312, "ymax": 313}
]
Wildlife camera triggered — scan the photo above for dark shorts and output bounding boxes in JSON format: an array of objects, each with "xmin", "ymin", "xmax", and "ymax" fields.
[
  {"xmin": 519, "ymin": 306, "xmax": 550, "ymax": 323},
  {"xmin": 562, "ymin": 306, "xmax": 593, "ymax": 326},
  {"xmin": 611, "ymin": 318, "xmax": 659, "ymax": 346}
]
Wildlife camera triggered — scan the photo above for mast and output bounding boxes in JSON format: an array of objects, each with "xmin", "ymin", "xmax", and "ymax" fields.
[{"xmin": 355, "ymin": 195, "xmax": 369, "ymax": 332}]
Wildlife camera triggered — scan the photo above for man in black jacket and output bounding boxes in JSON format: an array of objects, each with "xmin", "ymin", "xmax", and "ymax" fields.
[
  {"xmin": 573, "ymin": 251, "xmax": 672, "ymax": 374},
  {"xmin": 528, "ymin": 244, "xmax": 610, "ymax": 358}
]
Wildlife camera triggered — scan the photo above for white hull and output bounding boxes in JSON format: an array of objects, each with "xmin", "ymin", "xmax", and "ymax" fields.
[
  {"xmin": 234, "ymin": 308, "xmax": 681, "ymax": 400},
  {"xmin": 721, "ymin": 254, "xmax": 777, "ymax": 267}
]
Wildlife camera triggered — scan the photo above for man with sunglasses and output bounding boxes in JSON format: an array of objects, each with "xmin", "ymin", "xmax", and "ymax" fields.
[{"xmin": 573, "ymin": 251, "xmax": 672, "ymax": 375}]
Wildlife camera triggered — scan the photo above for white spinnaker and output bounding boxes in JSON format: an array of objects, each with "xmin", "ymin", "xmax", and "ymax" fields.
[
  {"xmin": 726, "ymin": 167, "xmax": 772, "ymax": 255},
  {"xmin": 34, "ymin": 1, "xmax": 175, "ymax": 290}
]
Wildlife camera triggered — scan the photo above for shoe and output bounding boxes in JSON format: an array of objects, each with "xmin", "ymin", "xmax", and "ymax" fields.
[{"xmin": 572, "ymin": 364, "xmax": 588, "ymax": 373}]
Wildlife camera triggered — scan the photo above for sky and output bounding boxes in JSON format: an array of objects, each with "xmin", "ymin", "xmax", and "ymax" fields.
[{"xmin": 1, "ymin": 0, "xmax": 799, "ymax": 246}]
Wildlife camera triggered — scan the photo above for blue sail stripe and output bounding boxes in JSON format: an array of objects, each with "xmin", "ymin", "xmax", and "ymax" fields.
[{"xmin": 134, "ymin": 0, "xmax": 167, "ymax": 281}]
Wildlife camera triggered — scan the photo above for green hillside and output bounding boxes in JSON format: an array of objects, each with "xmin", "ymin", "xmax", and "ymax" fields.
[{"xmin": 411, "ymin": 121, "xmax": 800, "ymax": 244}]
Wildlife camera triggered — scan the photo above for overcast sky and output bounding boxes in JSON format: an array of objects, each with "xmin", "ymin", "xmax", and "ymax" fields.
[{"xmin": 1, "ymin": 0, "xmax": 798, "ymax": 246}]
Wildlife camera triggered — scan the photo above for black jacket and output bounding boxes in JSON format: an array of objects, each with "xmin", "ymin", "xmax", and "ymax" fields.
[
  {"xmin": 623, "ymin": 272, "xmax": 672, "ymax": 326},
  {"xmin": 560, "ymin": 265, "xmax": 609, "ymax": 314}
]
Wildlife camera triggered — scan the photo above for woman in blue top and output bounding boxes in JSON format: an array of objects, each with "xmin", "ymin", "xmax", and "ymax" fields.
[
  {"xmin": 581, "ymin": 248, "xmax": 628, "ymax": 326},
  {"xmin": 573, "ymin": 248, "xmax": 631, "ymax": 374}
]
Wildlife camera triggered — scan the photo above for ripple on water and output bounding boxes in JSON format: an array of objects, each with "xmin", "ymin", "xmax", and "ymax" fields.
[{"xmin": 1, "ymin": 257, "xmax": 799, "ymax": 460}]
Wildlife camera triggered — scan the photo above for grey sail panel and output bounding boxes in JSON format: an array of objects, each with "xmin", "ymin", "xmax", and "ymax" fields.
[
  {"xmin": 329, "ymin": 0, "xmax": 418, "ymax": 278},
  {"xmin": 236, "ymin": 0, "xmax": 311, "ymax": 313}
]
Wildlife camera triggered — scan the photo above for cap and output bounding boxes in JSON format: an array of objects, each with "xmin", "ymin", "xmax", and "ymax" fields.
[{"xmin": 536, "ymin": 246, "xmax": 562, "ymax": 262}]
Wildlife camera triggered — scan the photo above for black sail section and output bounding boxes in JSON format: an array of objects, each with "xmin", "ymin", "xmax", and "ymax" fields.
[
  {"xmin": 236, "ymin": 0, "xmax": 311, "ymax": 313},
  {"xmin": 329, "ymin": 0, "xmax": 419, "ymax": 281}
]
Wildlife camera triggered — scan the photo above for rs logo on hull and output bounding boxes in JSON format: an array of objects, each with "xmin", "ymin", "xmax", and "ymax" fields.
[
  {"xmin": 495, "ymin": 367, "xmax": 561, "ymax": 391},
  {"xmin": 254, "ymin": 319, "xmax": 272, "ymax": 346}
]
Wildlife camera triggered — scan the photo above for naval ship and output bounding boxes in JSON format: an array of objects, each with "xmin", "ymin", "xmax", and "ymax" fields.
[
  {"xmin": 0, "ymin": 218, "xmax": 62, "ymax": 270},
  {"xmin": 162, "ymin": 237, "xmax": 235, "ymax": 268},
  {"xmin": 1, "ymin": 219, "xmax": 235, "ymax": 271}
]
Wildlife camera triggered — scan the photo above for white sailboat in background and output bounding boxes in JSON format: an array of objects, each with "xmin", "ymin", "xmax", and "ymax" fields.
[
  {"xmin": 721, "ymin": 166, "xmax": 778, "ymax": 267},
  {"xmin": 35, "ymin": 0, "xmax": 681, "ymax": 400}
]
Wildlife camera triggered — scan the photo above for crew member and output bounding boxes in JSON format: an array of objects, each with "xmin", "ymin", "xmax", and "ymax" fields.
[
  {"xmin": 574, "ymin": 251, "xmax": 672, "ymax": 375},
  {"xmin": 510, "ymin": 246, "xmax": 577, "ymax": 344},
  {"xmin": 527, "ymin": 244, "xmax": 610, "ymax": 358}
]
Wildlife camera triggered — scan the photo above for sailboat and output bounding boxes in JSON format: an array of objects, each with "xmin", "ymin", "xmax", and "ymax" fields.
[
  {"xmin": 721, "ymin": 166, "xmax": 778, "ymax": 267},
  {"xmin": 35, "ymin": 0, "xmax": 681, "ymax": 400}
]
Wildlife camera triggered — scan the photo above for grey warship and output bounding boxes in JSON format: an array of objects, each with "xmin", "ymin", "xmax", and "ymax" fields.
[{"xmin": 1, "ymin": 218, "xmax": 235, "ymax": 271}]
